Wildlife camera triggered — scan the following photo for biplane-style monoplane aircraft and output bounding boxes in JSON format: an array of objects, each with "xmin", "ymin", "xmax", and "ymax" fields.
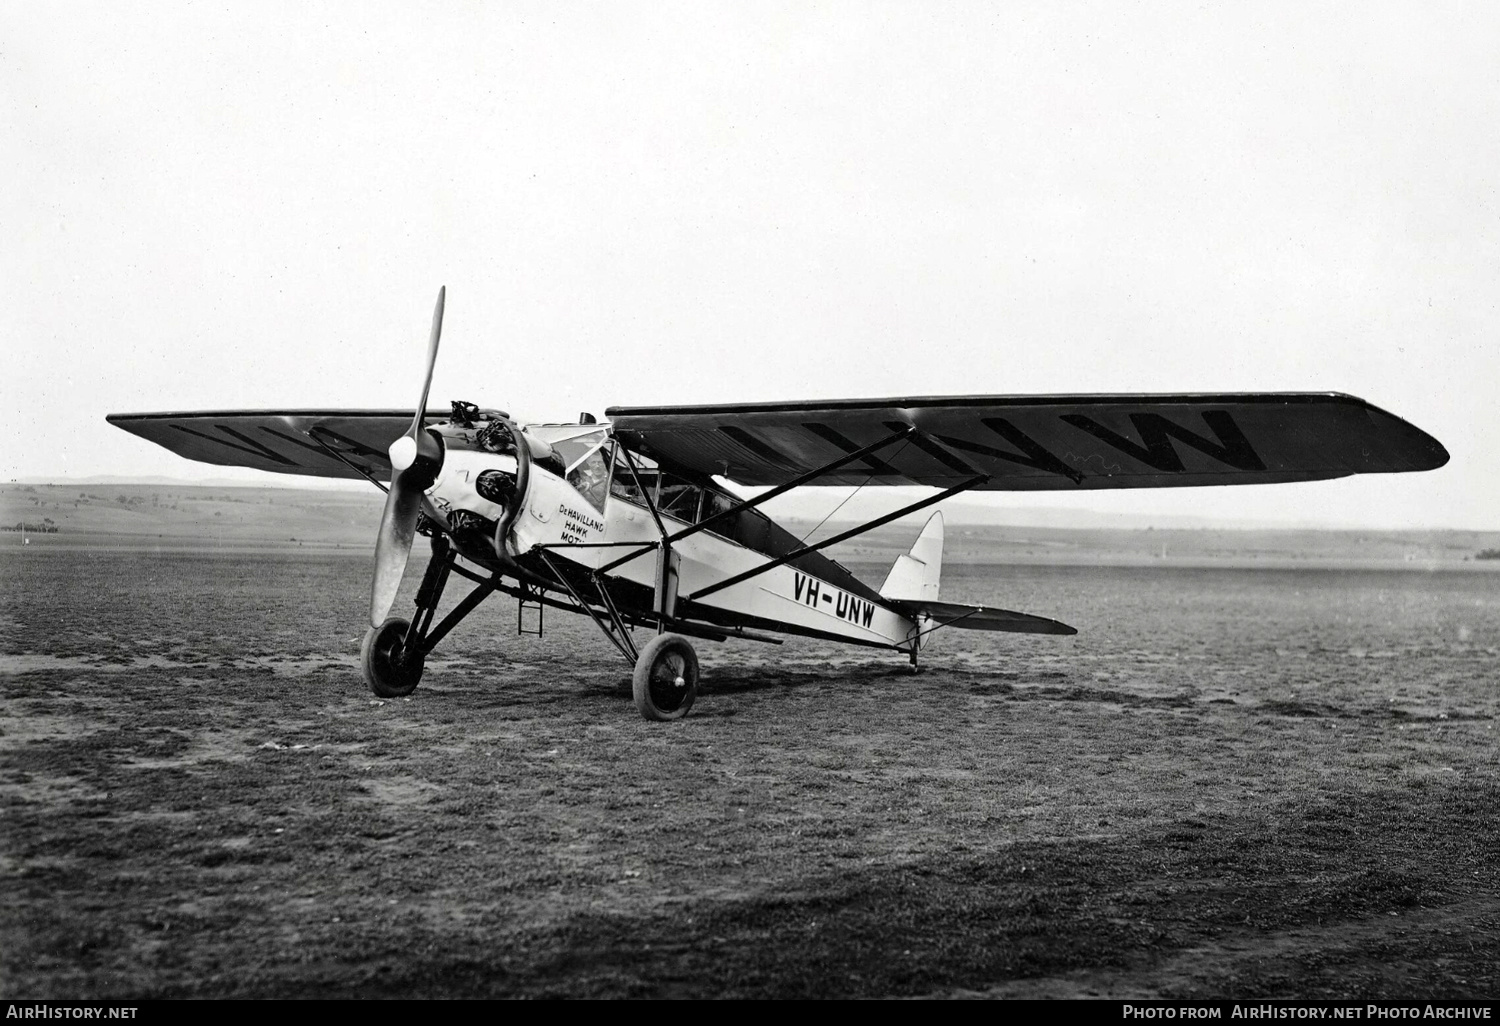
[{"xmin": 109, "ymin": 289, "xmax": 1448, "ymax": 720}]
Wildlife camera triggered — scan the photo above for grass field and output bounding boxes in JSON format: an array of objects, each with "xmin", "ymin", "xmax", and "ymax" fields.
[{"xmin": 3, "ymin": 536, "xmax": 1497, "ymax": 998}]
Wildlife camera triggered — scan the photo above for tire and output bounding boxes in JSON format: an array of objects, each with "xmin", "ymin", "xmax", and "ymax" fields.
[
  {"xmin": 361, "ymin": 617, "xmax": 425, "ymax": 698},
  {"xmin": 632, "ymin": 633, "xmax": 699, "ymax": 721}
]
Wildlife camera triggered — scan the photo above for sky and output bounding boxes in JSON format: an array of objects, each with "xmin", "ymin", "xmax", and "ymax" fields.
[{"xmin": 4, "ymin": 2, "xmax": 1496, "ymax": 529}]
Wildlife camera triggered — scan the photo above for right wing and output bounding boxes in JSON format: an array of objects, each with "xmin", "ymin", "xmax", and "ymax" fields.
[{"xmin": 106, "ymin": 410, "xmax": 446, "ymax": 481}]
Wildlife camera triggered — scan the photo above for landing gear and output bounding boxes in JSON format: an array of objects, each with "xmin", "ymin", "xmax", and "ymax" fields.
[
  {"xmin": 905, "ymin": 621, "xmax": 927, "ymax": 674},
  {"xmin": 361, "ymin": 616, "xmax": 425, "ymax": 697},
  {"xmin": 632, "ymin": 633, "xmax": 699, "ymax": 721},
  {"xmin": 359, "ymin": 535, "xmax": 499, "ymax": 699}
]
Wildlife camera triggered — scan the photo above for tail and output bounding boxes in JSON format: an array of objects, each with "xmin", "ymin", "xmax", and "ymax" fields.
[
  {"xmin": 880, "ymin": 511, "xmax": 1076, "ymax": 637},
  {"xmin": 880, "ymin": 511, "xmax": 944, "ymax": 603}
]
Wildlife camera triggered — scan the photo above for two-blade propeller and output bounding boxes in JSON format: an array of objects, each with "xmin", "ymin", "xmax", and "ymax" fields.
[{"xmin": 370, "ymin": 287, "xmax": 447, "ymax": 629}]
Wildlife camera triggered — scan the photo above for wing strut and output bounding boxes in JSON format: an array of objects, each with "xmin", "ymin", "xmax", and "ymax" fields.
[
  {"xmin": 685, "ymin": 474, "xmax": 989, "ymax": 603},
  {"xmin": 668, "ymin": 425, "xmax": 915, "ymax": 546},
  {"xmin": 537, "ymin": 549, "xmax": 640, "ymax": 665},
  {"xmin": 596, "ymin": 425, "xmax": 915, "ymax": 577},
  {"xmin": 307, "ymin": 430, "xmax": 389, "ymax": 494},
  {"xmin": 616, "ymin": 446, "xmax": 685, "ymax": 623}
]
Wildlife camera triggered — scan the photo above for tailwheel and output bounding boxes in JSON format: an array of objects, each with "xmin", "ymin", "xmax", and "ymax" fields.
[
  {"xmin": 361, "ymin": 617, "xmax": 425, "ymax": 698},
  {"xmin": 632, "ymin": 633, "xmax": 699, "ymax": 721}
]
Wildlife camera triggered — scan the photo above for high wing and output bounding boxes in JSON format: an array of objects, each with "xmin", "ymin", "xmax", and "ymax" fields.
[
  {"xmin": 606, "ymin": 393, "xmax": 1447, "ymax": 490},
  {"xmin": 105, "ymin": 410, "xmax": 445, "ymax": 480}
]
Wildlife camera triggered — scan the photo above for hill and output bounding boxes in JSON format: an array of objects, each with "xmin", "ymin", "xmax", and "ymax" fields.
[
  {"xmin": 4, "ymin": 482, "xmax": 1498, "ymax": 570},
  {"xmin": 0, "ymin": 483, "xmax": 382, "ymax": 552}
]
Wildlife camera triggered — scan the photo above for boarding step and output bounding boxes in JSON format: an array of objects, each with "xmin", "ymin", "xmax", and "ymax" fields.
[{"xmin": 517, "ymin": 587, "xmax": 545, "ymax": 637}]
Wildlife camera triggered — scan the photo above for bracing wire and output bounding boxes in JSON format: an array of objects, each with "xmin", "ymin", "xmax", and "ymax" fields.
[{"xmin": 798, "ymin": 439, "xmax": 913, "ymax": 543}]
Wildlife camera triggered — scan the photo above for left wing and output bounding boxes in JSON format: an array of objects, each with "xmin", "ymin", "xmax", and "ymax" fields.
[
  {"xmin": 106, "ymin": 410, "xmax": 445, "ymax": 480},
  {"xmin": 606, "ymin": 393, "xmax": 1447, "ymax": 490}
]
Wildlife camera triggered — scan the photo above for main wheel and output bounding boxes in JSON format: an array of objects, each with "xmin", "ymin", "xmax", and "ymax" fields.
[
  {"xmin": 361, "ymin": 617, "xmax": 425, "ymax": 698},
  {"xmin": 632, "ymin": 633, "xmax": 699, "ymax": 721}
]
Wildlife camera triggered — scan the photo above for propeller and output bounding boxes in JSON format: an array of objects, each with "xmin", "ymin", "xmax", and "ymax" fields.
[{"xmin": 370, "ymin": 286, "xmax": 447, "ymax": 628}]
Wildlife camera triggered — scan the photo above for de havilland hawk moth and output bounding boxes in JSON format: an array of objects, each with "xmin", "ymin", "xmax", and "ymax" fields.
[{"xmin": 109, "ymin": 288, "xmax": 1448, "ymax": 720}]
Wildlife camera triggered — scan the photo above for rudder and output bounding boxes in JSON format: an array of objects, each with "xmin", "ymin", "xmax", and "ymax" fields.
[{"xmin": 880, "ymin": 511, "xmax": 943, "ymax": 603}]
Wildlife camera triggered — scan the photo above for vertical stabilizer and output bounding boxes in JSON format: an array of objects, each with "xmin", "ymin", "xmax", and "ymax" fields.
[{"xmin": 879, "ymin": 511, "xmax": 944, "ymax": 602}]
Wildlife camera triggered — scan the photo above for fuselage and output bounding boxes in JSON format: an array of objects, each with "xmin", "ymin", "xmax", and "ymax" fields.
[{"xmin": 422, "ymin": 418, "xmax": 919, "ymax": 650}]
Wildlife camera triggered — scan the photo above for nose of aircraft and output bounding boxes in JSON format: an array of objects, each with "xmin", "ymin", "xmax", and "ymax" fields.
[{"xmin": 370, "ymin": 287, "xmax": 448, "ymax": 629}]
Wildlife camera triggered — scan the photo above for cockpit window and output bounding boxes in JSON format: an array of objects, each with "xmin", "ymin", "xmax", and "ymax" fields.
[
  {"xmin": 566, "ymin": 442, "xmax": 610, "ymax": 513},
  {"xmin": 604, "ymin": 449, "xmax": 775, "ymax": 548},
  {"xmin": 551, "ymin": 428, "xmax": 609, "ymax": 473},
  {"xmin": 656, "ymin": 472, "xmax": 700, "ymax": 520},
  {"xmin": 606, "ymin": 447, "xmax": 738, "ymax": 528},
  {"xmin": 609, "ymin": 445, "xmax": 655, "ymax": 504},
  {"xmin": 699, "ymin": 487, "xmax": 738, "ymax": 526}
]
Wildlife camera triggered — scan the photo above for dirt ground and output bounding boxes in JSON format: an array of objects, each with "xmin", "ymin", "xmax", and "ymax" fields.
[{"xmin": 2, "ymin": 548, "xmax": 1497, "ymax": 998}]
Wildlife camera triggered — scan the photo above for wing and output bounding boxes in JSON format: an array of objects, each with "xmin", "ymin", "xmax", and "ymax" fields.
[
  {"xmin": 106, "ymin": 410, "xmax": 445, "ymax": 481},
  {"xmin": 606, "ymin": 393, "xmax": 1448, "ymax": 490}
]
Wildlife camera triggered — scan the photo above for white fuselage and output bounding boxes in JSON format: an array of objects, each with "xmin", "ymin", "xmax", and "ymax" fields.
[{"xmin": 426, "ymin": 432, "xmax": 918, "ymax": 649}]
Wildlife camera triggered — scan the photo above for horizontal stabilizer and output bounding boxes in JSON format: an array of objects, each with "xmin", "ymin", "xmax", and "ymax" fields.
[{"xmin": 885, "ymin": 599, "xmax": 1077, "ymax": 636}]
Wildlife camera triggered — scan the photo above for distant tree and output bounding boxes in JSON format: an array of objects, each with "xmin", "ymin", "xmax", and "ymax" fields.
[{"xmin": 1477, "ymin": 549, "xmax": 1500, "ymax": 561}]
